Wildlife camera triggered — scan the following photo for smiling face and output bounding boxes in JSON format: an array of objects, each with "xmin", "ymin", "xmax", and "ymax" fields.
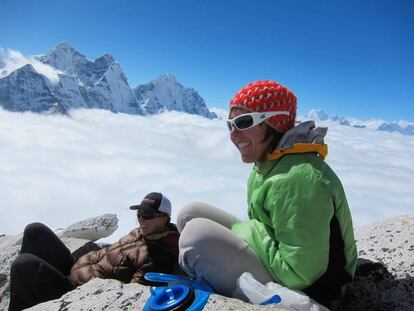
[
  {"xmin": 138, "ymin": 214, "xmax": 168, "ymax": 236},
  {"xmin": 229, "ymin": 107, "xmax": 274, "ymax": 163}
]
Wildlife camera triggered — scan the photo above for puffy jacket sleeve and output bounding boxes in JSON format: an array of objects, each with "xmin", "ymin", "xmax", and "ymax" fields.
[
  {"xmin": 130, "ymin": 259, "xmax": 155, "ymax": 284},
  {"xmin": 130, "ymin": 232, "xmax": 180, "ymax": 285},
  {"xmin": 232, "ymin": 166, "xmax": 334, "ymax": 289}
]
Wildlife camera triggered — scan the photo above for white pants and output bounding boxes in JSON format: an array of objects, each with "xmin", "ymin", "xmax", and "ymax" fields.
[{"xmin": 177, "ymin": 202, "xmax": 273, "ymax": 297}]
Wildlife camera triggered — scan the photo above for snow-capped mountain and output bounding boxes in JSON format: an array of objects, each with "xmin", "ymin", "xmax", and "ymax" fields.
[
  {"xmin": 377, "ymin": 121, "xmax": 414, "ymax": 136},
  {"xmin": 0, "ymin": 64, "xmax": 64, "ymax": 113},
  {"xmin": 133, "ymin": 74, "xmax": 216, "ymax": 119},
  {"xmin": 304, "ymin": 109, "xmax": 329, "ymax": 121},
  {"xmin": 0, "ymin": 42, "xmax": 216, "ymax": 118},
  {"xmin": 304, "ymin": 109, "xmax": 414, "ymax": 135}
]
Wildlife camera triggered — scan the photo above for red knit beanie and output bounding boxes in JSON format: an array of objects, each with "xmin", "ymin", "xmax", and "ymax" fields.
[{"xmin": 229, "ymin": 80, "xmax": 297, "ymax": 132}]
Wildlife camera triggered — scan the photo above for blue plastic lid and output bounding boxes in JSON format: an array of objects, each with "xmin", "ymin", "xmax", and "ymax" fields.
[
  {"xmin": 149, "ymin": 285, "xmax": 191, "ymax": 311},
  {"xmin": 145, "ymin": 273, "xmax": 191, "ymax": 284},
  {"xmin": 145, "ymin": 272, "xmax": 214, "ymax": 293},
  {"xmin": 260, "ymin": 294, "xmax": 282, "ymax": 305}
]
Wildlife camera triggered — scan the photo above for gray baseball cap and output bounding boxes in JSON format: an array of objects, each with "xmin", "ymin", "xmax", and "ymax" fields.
[{"xmin": 129, "ymin": 192, "xmax": 171, "ymax": 216}]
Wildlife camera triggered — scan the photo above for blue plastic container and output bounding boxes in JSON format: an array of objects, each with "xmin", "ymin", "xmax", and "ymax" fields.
[{"xmin": 143, "ymin": 273, "xmax": 213, "ymax": 311}]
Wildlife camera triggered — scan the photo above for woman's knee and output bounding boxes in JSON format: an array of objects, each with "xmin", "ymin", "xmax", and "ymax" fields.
[
  {"xmin": 177, "ymin": 202, "xmax": 210, "ymax": 232},
  {"xmin": 178, "ymin": 218, "xmax": 219, "ymax": 276},
  {"xmin": 179, "ymin": 217, "xmax": 239, "ymax": 266},
  {"xmin": 179, "ymin": 217, "xmax": 213, "ymax": 248},
  {"xmin": 177, "ymin": 201, "xmax": 239, "ymax": 232}
]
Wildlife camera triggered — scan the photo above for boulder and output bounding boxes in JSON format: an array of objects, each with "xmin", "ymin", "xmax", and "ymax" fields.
[
  {"xmin": 354, "ymin": 214, "xmax": 414, "ymax": 278},
  {"xmin": 334, "ymin": 215, "xmax": 414, "ymax": 311},
  {"xmin": 60, "ymin": 213, "xmax": 118, "ymax": 241}
]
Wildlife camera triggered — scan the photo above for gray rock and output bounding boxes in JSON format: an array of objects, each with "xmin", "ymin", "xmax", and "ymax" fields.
[
  {"xmin": 27, "ymin": 278, "xmax": 151, "ymax": 311},
  {"xmin": 60, "ymin": 213, "xmax": 118, "ymax": 241},
  {"xmin": 0, "ymin": 244, "xmax": 19, "ymax": 311},
  {"xmin": 354, "ymin": 214, "xmax": 414, "ymax": 278},
  {"xmin": 27, "ymin": 278, "xmax": 285, "ymax": 311},
  {"xmin": 334, "ymin": 215, "xmax": 414, "ymax": 311},
  {"xmin": 0, "ymin": 234, "xmax": 23, "ymax": 253}
]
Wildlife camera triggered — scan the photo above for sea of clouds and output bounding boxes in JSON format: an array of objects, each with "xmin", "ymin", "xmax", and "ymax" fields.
[{"xmin": 0, "ymin": 107, "xmax": 413, "ymax": 242}]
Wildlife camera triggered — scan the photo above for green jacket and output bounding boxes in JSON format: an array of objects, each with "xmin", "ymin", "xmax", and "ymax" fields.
[{"xmin": 231, "ymin": 121, "xmax": 357, "ymax": 301}]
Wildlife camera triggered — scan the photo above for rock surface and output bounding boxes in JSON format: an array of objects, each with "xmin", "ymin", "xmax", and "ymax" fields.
[
  {"xmin": 335, "ymin": 215, "xmax": 414, "ymax": 311},
  {"xmin": 27, "ymin": 278, "xmax": 284, "ymax": 311},
  {"xmin": 354, "ymin": 214, "xmax": 414, "ymax": 279},
  {"xmin": 1, "ymin": 214, "xmax": 413, "ymax": 311},
  {"xmin": 60, "ymin": 213, "xmax": 118, "ymax": 241}
]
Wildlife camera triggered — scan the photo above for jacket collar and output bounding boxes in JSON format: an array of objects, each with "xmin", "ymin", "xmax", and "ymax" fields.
[
  {"xmin": 145, "ymin": 230, "xmax": 177, "ymax": 240},
  {"xmin": 255, "ymin": 121, "xmax": 328, "ymax": 175},
  {"xmin": 266, "ymin": 143, "xmax": 328, "ymax": 161}
]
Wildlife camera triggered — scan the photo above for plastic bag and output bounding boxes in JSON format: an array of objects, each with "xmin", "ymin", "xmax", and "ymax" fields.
[{"xmin": 236, "ymin": 272, "xmax": 330, "ymax": 311}]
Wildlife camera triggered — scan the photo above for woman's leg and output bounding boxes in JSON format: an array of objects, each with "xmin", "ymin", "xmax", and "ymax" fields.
[
  {"xmin": 21, "ymin": 222, "xmax": 74, "ymax": 275},
  {"xmin": 179, "ymin": 217, "xmax": 273, "ymax": 297},
  {"xmin": 177, "ymin": 202, "xmax": 241, "ymax": 232},
  {"xmin": 8, "ymin": 253, "xmax": 73, "ymax": 311}
]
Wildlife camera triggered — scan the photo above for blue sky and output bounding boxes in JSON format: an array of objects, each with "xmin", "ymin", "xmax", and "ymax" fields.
[{"xmin": 1, "ymin": 0, "xmax": 413, "ymax": 121}]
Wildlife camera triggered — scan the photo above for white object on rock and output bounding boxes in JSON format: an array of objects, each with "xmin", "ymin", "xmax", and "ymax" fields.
[
  {"xmin": 237, "ymin": 272, "xmax": 329, "ymax": 311},
  {"xmin": 60, "ymin": 213, "xmax": 118, "ymax": 241}
]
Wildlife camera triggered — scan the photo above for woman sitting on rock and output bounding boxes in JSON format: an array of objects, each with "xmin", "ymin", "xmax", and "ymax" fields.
[
  {"xmin": 178, "ymin": 80, "xmax": 358, "ymax": 308},
  {"xmin": 9, "ymin": 192, "xmax": 180, "ymax": 311}
]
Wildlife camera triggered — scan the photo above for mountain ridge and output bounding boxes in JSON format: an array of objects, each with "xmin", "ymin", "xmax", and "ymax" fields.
[
  {"xmin": 0, "ymin": 42, "xmax": 217, "ymax": 119},
  {"xmin": 304, "ymin": 108, "xmax": 414, "ymax": 136}
]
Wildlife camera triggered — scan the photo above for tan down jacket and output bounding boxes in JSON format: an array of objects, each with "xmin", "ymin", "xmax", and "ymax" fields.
[{"xmin": 68, "ymin": 224, "xmax": 180, "ymax": 287}]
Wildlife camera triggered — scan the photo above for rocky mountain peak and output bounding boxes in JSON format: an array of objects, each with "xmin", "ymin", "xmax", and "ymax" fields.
[
  {"xmin": 52, "ymin": 41, "xmax": 79, "ymax": 54},
  {"xmin": 0, "ymin": 63, "xmax": 62, "ymax": 113},
  {"xmin": 134, "ymin": 74, "xmax": 217, "ymax": 119},
  {"xmin": 40, "ymin": 42, "xmax": 87, "ymax": 73},
  {"xmin": 0, "ymin": 43, "xmax": 216, "ymax": 118},
  {"xmin": 95, "ymin": 53, "xmax": 115, "ymax": 67},
  {"xmin": 305, "ymin": 109, "xmax": 329, "ymax": 121},
  {"xmin": 13, "ymin": 63, "xmax": 36, "ymax": 75},
  {"xmin": 155, "ymin": 73, "xmax": 178, "ymax": 84}
]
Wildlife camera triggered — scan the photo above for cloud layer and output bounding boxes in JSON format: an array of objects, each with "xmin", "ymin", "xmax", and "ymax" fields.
[{"xmin": 0, "ymin": 108, "xmax": 413, "ymax": 242}]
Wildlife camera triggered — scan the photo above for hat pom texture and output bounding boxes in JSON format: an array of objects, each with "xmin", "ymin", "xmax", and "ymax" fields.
[{"xmin": 229, "ymin": 80, "xmax": 297, "ymax": 132}]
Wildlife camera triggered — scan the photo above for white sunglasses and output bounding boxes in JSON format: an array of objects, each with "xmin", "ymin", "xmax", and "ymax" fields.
[{"xmin": 226, "ymin": 111, "xmax": 290, "ymax": 131}]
